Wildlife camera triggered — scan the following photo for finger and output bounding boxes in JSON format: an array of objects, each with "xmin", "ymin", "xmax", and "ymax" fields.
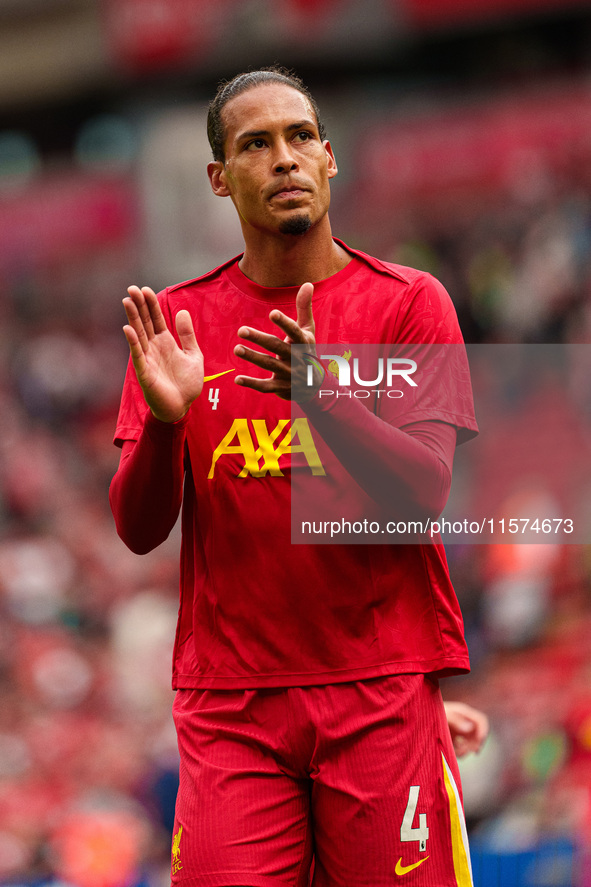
[
  {"xmin": 267, "ymin": 310, "xmax": 310, "ymax": 346},
  {"xmin": 125, "ymin": 286, "xmax": 159, "ymax": 345},
  {"xmin": 474, "ymin": 720, "xmax": 489, "ymax": 750},
  {"xmin": 237, "ymin": 327, "xmax": 292, "ymax": 359},
  {"xmin": 126, "ymin": 285, "xmax": 168, "ymax": 339},
  {"xmin": 235, "ymin": 375, "xmax": 291, "ymax": 395},
  {"xmin": 175, "ymin": 309, "xmax": 203, "ymax": 358},
  {"xmin": 141, "ymin": 286, "xmax": 169, "ymax": 335},
  {"xmin": 122, "ymin": 323, "xmax": 139, "ymax": 351},
  {"xmin": 455, "ymin": 728, "xmax": 484, "ymax": 756},
  {"xmin": 122, "ymin": 296, "xmax": 151, "ymax": 355},
  {"xmin": 295, "ymin": 282, "xmax": 315, "ymax": 335},
  {"xmin": 454, "ymin": 741, "xmax": 470, "ymax": 759},
  {"xmin": 234, "ymin": 343, "xmax": 288, "ymax": 375},
  {"xmin": 122, "ymin": 323, "xmax": 146, "ymax": 369}
]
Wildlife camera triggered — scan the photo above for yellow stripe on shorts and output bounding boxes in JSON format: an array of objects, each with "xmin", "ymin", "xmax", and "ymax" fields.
[{"xmin": 441, "ymin": 753, "xmax": 473, "ymax": 887}]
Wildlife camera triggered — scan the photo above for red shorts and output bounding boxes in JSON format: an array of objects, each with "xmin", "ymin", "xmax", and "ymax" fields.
[{"xmin": 171, "ymin": 674, "xmax": 472, "ymax": 887}]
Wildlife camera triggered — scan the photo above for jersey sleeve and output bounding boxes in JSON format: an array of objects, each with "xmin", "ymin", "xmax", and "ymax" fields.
[
  {"xmin": 300, "ymin": 270, "xmax": 477, "ymax": 520},
  {"xmin": 113, "ymin": 355, "xmax": 152, "ymax": 446},
  {"xmin": 383, "ymin": 271, "xmax": 478, "ymax": 442},
  {"xmin": 109, "ymin": 415, "xmax": 188, "ymax": 553},
  {"xmin": 391, "ymin": 270, "xmax": 465, "ymax": 344}
]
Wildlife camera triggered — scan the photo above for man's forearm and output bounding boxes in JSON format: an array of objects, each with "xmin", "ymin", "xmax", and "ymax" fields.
[
  {"xmin": 109, "ymin": 412, "xmax": 188, "ymax": 554},
  {"xmin": 302, "ymin": 392, "xmax": 455, "ymax": 520}
]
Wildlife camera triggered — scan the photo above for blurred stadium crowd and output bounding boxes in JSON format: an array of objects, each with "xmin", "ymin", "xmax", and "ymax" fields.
[{"xmin": 2, "ymin": 1, "xmax": 591, "ymax": 885}]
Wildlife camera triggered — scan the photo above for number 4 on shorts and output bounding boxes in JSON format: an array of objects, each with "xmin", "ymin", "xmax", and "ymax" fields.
[{"xmin": 400, "ymin": 785, "xmax": 429, "ymax": 852}]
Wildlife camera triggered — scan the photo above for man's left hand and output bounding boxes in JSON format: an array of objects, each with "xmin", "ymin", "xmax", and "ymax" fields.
[{"xmin": 234, "ymin": 281, "xmax": 320, "ymax": 401}]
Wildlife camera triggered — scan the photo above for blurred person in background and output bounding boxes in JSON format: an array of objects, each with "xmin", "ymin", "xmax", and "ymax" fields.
[{"xmin": 110, "ymin": 66, "xmax": 478, "ymax": 887}]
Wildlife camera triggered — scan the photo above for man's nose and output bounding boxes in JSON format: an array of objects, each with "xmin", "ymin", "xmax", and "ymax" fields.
[{"xmin": 272, "ymin": 141, "xmax": 298, "ymax": 173}]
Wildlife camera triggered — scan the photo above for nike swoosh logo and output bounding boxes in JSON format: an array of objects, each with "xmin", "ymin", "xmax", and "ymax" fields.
[
  {"xmin": 203, "ymin": 369, "xmax": 235, "ymax": 382},
  {"xmin": 395, "ymin": 856, "xmax": 429, "ymax": 876}
]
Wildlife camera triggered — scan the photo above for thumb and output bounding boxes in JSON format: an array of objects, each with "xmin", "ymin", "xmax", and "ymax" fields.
[
  {"xmin": 175, "ymin": 309, "xmax": 202, "ymax": 357},
  {"xmin": 296, "ymin": 282, "xmax": 315, "ymax": 335}
]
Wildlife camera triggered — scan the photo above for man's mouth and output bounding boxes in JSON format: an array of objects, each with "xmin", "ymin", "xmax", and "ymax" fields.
[{"xmin": 271, "ymin": 185, "xmax": 308, "ymax": 200}]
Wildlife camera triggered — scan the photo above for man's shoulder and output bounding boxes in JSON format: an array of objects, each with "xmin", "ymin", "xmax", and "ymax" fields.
[
  {"xmin": 335, "ymin": 239, "xmax": 437, "ymax": 289},
  {"xmin": 165, "ymin": 254, "xmax": 243, "ymax": 296}
]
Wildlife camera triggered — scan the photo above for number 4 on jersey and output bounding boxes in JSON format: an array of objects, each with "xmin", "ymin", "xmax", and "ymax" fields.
[
  {"xmin": 401, "ymin": 785, "xmax": 429, "ymax": 852},
  {"xmin": 208, "ymin": 388, "xmax": 220, "ymax": 410}
]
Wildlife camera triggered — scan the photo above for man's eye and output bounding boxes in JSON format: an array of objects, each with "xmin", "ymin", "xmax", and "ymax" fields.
[
  {"xmin": 246, "ymin": 139, "xmax": 265, "ymax": 150},
  {"xmin": 296, "ymin": 131, "xmax": 312, "ymax": 142}
]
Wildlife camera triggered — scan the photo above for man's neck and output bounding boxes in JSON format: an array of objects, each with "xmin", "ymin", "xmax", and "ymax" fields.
[{"xmin": 238, "ymin": 220, "xmax": 351, "ymax": 287}]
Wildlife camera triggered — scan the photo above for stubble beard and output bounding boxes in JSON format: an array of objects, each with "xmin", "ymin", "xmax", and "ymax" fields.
[{"xmin": 279, "ymin": 213, "xmax": 312, "ymax": 236}]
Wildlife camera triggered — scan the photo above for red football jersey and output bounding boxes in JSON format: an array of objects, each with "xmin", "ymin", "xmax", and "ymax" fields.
[{"xmin": 114, "ymin": 241, "xmax": 478, "ymax": 688}]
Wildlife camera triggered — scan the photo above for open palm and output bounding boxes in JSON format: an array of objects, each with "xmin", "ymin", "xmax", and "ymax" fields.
[{"xmin": 123, "ymin": 286, "xmax": 204, "ymax": 423}]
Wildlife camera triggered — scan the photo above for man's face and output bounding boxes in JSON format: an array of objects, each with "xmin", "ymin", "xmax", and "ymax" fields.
[{"xmin": 208, "ymin": 83, "xmax": 337, "ymax": 237}]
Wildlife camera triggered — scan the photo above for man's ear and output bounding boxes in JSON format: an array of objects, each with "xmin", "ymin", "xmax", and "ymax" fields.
[
  {"xmin": 324, "ymin": 141, "xmax": 338, "ymax": 180},
  {"xmin": 207, "ymin": 161, "xmax": 231, "ymax": 197}
]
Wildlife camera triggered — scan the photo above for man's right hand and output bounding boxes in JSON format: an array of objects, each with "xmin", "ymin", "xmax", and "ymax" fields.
[{"xmin": 122, "ymin": 286, "xmax": 204, "ymax": 423}]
